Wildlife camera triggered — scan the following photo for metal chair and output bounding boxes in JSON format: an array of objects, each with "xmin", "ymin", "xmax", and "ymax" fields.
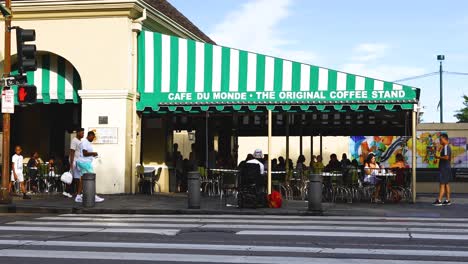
[
  {"xmin": 153, "ymin": 167, "xmax": 162, "ymax": 193},
  {"xmin": 220, "ymin": 171, "xmax": 238, "ymax": 206}
]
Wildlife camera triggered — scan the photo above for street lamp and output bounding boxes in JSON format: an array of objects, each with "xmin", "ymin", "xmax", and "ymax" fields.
[{"xmin": 437, "ymin": 55, "xmax": 445, "ymax": 123}]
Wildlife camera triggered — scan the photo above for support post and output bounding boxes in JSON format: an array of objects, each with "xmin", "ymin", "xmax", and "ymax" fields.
[
  {"xmin": 267, "ymin": 110, "xmax": 272, "ymax": 194},
  {"xmin": 299, "ymin": 117, "xmax": 303, "ymax": 156},
  {"xmin": 439, "ymin": 61, "xmax": 443, "ymax": 123},
  {"xmin": 319, "ymin": 134, "xmax": 323, "ymax": 158},
  {"xmin": 285, "ymin": 114, "xmax": 290, "ymax": 172},
  {"xmin": 1, "ymin": 0, "xmax": 12, "ymax": 204},
  {"xmin": 311, "ymin": 135, "xmax": 314, "ymax": 162},
  {"xmin": 412, "ymin": 110, "xmax": 417, "ymax": 203}
]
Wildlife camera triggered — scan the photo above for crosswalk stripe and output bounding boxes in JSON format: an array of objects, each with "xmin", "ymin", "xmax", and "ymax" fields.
[
  {"xmin": 10, "ymin": 221, "xmax": 199, "ymax": 228},
  {"xmin": 1, "ymin": 239, "xmax": 468, "ymax": 258},
  {"xmin": 57, "ymin": 214, "xmax": 468, "ymax": 222},
  {"xmin": 33, "ymin": 217, "xmax": 468, "ymax": 228},
  {"xmin": 237, "ymin": 230, "xmax": 468, "ymax": 240},
  {"xmin": 0, "ymin": 249, "xmax": 464, "ymax": 264},
  {"xmin": 0, "ymin": 226, "xmax": 179, "ymax": 235},
  {"xmin": 11, "ymin": 221, "xmax": 468, "ymax": 234}
]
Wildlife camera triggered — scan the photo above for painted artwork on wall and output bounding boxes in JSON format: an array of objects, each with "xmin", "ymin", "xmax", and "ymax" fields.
[
  {"xmin": 350, "ymin": 133, "xmax": 468, "ymax": 168},
  {"xmin": 350, "ymin": 136, "xmax": 410, "ymax": 167}
]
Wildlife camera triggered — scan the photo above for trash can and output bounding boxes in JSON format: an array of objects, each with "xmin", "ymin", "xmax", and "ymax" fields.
[
  {"xmin": 187, "ymin": 171, "xmax": 200, "ymax": 209},
  {"xmin": 308, "ymin": 173, "xmax": 322, "ymax": 212},
  {"xmin": 82, "ymin": 173, "xmax": 96, "ymax": 208}
]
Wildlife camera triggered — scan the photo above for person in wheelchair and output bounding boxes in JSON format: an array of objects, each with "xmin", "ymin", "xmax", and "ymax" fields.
[{"xmin": 238, "ymin": 149, "xmax": 267, "ymax": 208}]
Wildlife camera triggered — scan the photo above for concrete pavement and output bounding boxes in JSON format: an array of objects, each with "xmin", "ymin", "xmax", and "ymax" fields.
[{"xmin": 2, "ymin": 192, "xmax": 468, "ymax": 217}]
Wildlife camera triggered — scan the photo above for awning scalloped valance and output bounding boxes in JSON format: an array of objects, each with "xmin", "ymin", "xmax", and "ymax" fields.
[
  {"xmin": 137, "ymin": 31, "xmax": 420, "ymax": 112},
  {"xmin": 12, "ymin": 53, "xmax": 80, "ymax": 105}
]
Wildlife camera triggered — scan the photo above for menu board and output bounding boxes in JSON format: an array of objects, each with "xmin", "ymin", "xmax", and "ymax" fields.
[{"xmin": 88, "ymin": 127, "xmax": 118, "ymax": 144}]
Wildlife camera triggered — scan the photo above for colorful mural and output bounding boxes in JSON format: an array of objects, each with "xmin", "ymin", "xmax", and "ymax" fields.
[{"xmin": 350, "ymin": 133, "xmax": 468, "ymax": 168}]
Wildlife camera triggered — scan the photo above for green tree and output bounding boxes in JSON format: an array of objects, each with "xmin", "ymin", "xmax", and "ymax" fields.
[{"xmin": 454, "ymin": 95, "xmax": 468, "ymax": 123}]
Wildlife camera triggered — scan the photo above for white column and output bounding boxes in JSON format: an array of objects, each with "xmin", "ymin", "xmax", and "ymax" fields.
[
  {"xmin": 267, "ymin": 110, "xmax": 272, "ymax": 195},
  {"xmin": 79, "ymin": 90, "xmax": 135, "ymax": 194},
  {"xmin": 412, "ymin": 110, "xmax": 417, "ymax": 203}
]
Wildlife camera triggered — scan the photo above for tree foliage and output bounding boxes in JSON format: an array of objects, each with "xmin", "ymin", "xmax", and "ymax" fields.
[{"xmin": 454, "ymin": 95, "xmax": 468, "ymax": 123}]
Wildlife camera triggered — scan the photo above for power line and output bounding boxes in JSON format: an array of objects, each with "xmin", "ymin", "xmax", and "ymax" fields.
[
  {"xmin": 393, "ymin": 70, "xmax": 468, "ymax": 83},
  {"xmin": 393, "ymin": 72, "xmax": 438, "ymax": 83},
  {"xmin": 445, "ymin": 71, "xmax": 468, "ymax": 76}
]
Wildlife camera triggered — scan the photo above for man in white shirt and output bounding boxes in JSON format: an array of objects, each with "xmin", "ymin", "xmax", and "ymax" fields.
[
  {"xmin": 69, "ymin": 128, "xmax": 84, "ymax": 202},
  {"xmin": 80, "ymin": 131, "xmax": 104, "ymax": 203},
  {"xmin": 247, "ymin": 149, "xmax": 265, "ymax": 175},
  {"xmin": 9, "ymin": 145, "xmax": 30, "ymax": 199}
]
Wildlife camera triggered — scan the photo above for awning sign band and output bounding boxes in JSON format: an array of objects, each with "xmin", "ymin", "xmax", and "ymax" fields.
[{"xmin": 137, "ymin": 31, "xmax": 418, "ymax": 111}]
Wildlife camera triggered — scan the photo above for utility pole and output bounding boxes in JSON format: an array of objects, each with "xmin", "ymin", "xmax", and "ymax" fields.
[
  {"xmin": 437, "ymin": 55, "xmax": 445, "ymax": 123},
  {"xmin": 0, "ymin": 0, "xmax": 12, "ymax": 204}
]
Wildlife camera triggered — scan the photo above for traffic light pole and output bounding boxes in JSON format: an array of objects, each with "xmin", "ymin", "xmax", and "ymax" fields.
[{"xmin": 0, "ymin": 0, "xmax": 12, "ymax": 204}]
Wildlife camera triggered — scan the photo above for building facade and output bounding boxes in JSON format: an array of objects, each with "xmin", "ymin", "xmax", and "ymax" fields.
[{"xmin": 0, "ymin": 0, "xmax": 214, "ymax": 194}]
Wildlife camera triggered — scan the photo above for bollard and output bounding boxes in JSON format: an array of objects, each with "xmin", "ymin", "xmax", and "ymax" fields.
[
  {"xmin": 308, "ymin": 173, "xmax": 323, "ymax": 212},
  {"xmin": 82, "ymin": 173, "xmax": 96, "ymax": 208},
  {"xmin": 187, "ymin": 171, "xmax": 201, "ymax": 209}
]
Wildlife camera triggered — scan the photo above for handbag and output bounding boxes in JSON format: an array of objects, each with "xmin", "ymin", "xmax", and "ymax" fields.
[{"xmin": 60, "ymin": 171, "xmax": 73, "ymax": 184}]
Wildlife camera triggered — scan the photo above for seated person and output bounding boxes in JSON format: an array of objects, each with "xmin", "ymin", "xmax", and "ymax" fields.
[
  {"xmin": 389, "ymin": 153, "xmax": 408, "ymax": 202},
  {"xmin": 364, "ymin": 153, "xmax": 383, "ymax": 203}
]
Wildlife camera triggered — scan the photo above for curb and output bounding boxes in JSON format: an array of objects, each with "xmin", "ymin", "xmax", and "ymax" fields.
[{"xmin": 0, "ymin": 204, "xmax": 324, "ymax": 216}]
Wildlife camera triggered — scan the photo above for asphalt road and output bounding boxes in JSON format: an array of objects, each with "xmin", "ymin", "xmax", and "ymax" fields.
[{"xmin": 0, "ymin": 213, "xmax": 467, "ymax": 263}]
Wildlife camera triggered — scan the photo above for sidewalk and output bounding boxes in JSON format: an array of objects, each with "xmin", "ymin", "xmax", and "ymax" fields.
[{"xmin": 2, "ymin": 192, "xmax": 468, "ymax": 217}]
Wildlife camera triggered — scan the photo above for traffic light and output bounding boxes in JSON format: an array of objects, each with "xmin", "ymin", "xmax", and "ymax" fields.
[
  {"xmin": 16, "ymin": 28, "xmax": 37, "ymax": 74},
  {"xmin": 17, "ymin": 85, "xmax": 37, "ymax": 104}
]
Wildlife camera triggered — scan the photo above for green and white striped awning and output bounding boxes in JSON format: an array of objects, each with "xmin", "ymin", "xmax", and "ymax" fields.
[
  {"xmin": 137, "ymin": 31, "xmax": 420, "ymax": 112},
  {"xmin": 13, "ymin": 53, "xmax": 80, "ymax": 105}
]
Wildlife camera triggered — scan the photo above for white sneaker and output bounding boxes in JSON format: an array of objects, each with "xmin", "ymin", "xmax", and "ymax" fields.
[
  {"xmin": 62, "ymin": 192, "xmax": 73, "ymax": 198},
  {"xmin": 75, "ymin": 194, "xmax": 82, "ymax": 203},
  {"xmin": 95, "ymin": 195, "xmax": 104, "ymax": 203}
]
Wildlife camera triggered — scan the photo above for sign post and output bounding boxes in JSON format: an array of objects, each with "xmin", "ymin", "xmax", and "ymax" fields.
[{"xmin": 0, "ymin": 0, "xmax": 12, "ymax": 204}]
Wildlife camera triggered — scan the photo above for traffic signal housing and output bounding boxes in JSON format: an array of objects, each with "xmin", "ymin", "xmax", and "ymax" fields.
[
  {"xmin": 16, "ymin": 28, "xmax": 37, "ymax": 74},
  {"xmin": 17, "ymin": 85, "xmax": 37, "ymax": 105}
]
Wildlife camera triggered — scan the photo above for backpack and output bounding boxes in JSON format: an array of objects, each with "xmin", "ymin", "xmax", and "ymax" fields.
[{"xmin": 268, "ymin": 190, "xmax": 282, "ymax": 208}]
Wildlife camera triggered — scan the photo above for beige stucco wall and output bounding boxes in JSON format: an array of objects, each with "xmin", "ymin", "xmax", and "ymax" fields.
[
  {"xmin": 238, "ymin": 136, "xmax": 350, "ymax": 165},
  {"xmin": 0, "ymin": 15, "xmax": 139, "ymax": 194},
  {"xmin": 1, "ymin": 17, "xmax": 134, "ymax": 90},
  {"xmin": 418, "ymin": 123, "xmax": 468, "ymax": 139}
]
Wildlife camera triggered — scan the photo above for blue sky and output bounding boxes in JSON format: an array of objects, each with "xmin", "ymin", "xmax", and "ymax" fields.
[{"xmin": 169, "ymin": 0, "xmax": 468, "ymax": 123}]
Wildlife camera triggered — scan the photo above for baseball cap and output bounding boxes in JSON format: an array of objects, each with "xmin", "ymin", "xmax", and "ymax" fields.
[{"xmin": 253, "ymin": 149, "xmax": 263, "ymax": 159}]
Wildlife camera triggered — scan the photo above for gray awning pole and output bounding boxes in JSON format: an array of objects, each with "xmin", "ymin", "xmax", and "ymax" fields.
[
  {"xmin": 412, "ymin": 109, "xmax": 417, "ymax": 203},
  {"xmin": 311, "ymin": 135, "xmax": 314, "ymax": 162}
]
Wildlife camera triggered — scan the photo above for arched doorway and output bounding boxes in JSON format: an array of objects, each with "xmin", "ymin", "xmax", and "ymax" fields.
[{"xmin": 5, "ymin": 52, "xmax": 82, "ymax": 166}]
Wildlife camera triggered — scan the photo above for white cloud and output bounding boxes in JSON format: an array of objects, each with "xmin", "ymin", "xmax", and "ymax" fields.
[
  {"xmin": 351, "ymin": 43, "xmax": 389, "ymax": 62},
  {"xmin": 341, "ymin": 63, "xmax": 426, "ymax": 82},
  {"xmin": 209, "ymin": 0, "xmax": 316, "ymax": 63},
  {"xmin": 342, "ymin": 43, "xmax": 426, "ymax": 81}
]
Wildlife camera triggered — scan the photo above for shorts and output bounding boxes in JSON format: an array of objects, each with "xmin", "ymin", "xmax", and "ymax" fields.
[
  {"xmin": 72, "ymin": 164, "xmax": 82, "ymax": 179},
  {"xmin": 11, "ymin": 171, "xmax": 24, "ymax": 182},
  {"xmin": 439, "ymin": 169, "xmax": 453, "ymax": 184}
]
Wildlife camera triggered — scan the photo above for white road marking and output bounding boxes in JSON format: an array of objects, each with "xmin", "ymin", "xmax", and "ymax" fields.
[
  {"xmin": 0, "ymin": 226, "xmax": 179, "ymax": 236},
  {"xmin": 58, "ymin": 214, "xmax": 468, "ymax": 222},
  {"xmin": 0, "ymin": 239, "xmax": 468, "ymax": 258},
  {"xmin": 11, "ymin": 221, "xmax": 468, "ymax": 234},
  {"xmin": 10, "ymin": 221, "xmax": 199, "ymax": 228},
  {"xmin": 0, "ymin": 249, "xmax": 464, "ymax": 264},
  {"xmin": 31, "ymin": 217, "xmax": 468, "ymax": 228},
  {"xmin": 237, "ymin": 230, "xmax": 410, "ymax": 238},
  {"xmin": 237, "ymin": 230, "xmax": 468, "ymax": 240}
]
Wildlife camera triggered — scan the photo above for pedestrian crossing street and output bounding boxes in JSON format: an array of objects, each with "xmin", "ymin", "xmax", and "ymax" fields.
[{"xmin": 1, "ymin": 214, "xmax": 468, "ymax": 263}]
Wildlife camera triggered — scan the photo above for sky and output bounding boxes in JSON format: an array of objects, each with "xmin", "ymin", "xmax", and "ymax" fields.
[{"xmin": 169, "ymin": 0, "xmax": 468, "ymax": 123}]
